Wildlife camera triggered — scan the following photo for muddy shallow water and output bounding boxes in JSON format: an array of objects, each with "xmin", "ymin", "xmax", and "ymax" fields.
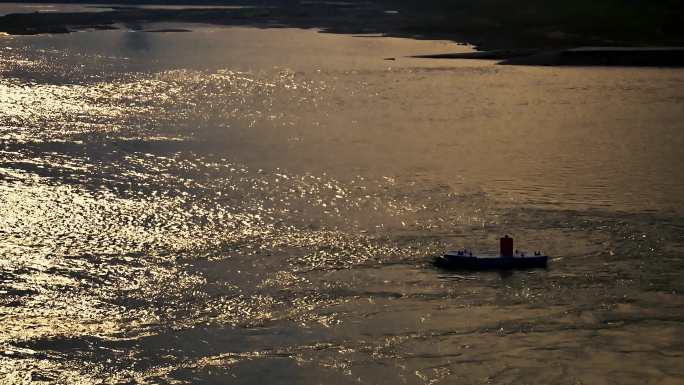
[{"xmin": 1, "ymin": 25, "xmax": 683, "ymax": 384}]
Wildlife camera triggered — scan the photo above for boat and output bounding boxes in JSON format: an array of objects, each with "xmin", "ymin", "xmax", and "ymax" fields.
[{"xmin": 434, "ymin": 235, "xmax": 548, "ymax": 270}]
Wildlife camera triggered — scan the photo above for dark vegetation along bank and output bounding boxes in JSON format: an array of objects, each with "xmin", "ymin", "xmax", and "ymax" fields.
[
  {"xmin": 388, "ymin": 0, "xmax": 684, "ymax": 48},
  {"xmin": 0, "ymin": 0, "xmax": 683, "ymax": 64}
]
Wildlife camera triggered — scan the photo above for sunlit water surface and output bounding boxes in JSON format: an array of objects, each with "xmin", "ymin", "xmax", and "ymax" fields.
[{"xmin": 1, "ymin": 25, "xmax": 683, "ymax": 385}]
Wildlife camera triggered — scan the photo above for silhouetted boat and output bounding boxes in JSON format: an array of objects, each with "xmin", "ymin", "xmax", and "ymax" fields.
[
  {"xmin": 434, "ymin": 253, "xmax": 548, "ymax": 270},
  {"xmin": 434, "ymin": 235, "xmax": 548, "ymax": 270}
]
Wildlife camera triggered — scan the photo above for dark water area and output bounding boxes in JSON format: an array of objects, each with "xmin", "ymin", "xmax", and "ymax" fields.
[
  {"xmin": 0, "ymin": 3, "xmax": 107, "ymax": 16},
  {"xmin": 1, "ymin": 23, "xmax": 684, "ymax": 384},
  {"xmin": 0, "ymin": 3, "xmax": 249, "ymax": 17}
]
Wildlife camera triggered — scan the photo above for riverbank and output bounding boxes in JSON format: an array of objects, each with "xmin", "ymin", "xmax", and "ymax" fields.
[
  {"xmin": 413, "ymin": 47, "xmax": 684, "ymax": 67},
  {"xmin": 1, "ymin": 0, "xmax": 683, "ymax": 52}
]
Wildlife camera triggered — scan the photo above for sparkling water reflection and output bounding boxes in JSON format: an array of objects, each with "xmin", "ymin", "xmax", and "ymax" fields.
[{"xmin": 0, "ymin": 26, "xmax": 683, "ymax": 384}]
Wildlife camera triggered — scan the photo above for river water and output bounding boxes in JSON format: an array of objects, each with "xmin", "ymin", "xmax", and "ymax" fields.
[{"xmin": 1, "ymin": 23, "xmax": 683, "ymax": 385}]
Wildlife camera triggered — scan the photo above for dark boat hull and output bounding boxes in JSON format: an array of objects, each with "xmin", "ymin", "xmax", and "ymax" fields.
[{"xmin": 434, "ymin": 254, "xmax": 548, "ymax": 270}]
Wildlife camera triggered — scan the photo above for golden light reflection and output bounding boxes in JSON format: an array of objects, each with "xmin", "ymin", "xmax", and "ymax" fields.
[{"xmin": 0, "ymin": 25, "xmax": 683, "ymax": 385}]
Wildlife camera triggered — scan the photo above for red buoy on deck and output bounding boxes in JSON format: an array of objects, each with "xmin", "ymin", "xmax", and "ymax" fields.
[{"xmin": 500, "ymin": 235, "xmax": 513, "ymax": 257}]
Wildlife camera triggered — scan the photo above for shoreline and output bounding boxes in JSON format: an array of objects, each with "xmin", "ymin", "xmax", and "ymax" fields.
[
  {"xmin": 412, "ymin": 47, "xmax": 684, "ymax": 67},
  {"xmin": 1, "ymin": 2, "xmax": 683, "ymax": 67}
]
